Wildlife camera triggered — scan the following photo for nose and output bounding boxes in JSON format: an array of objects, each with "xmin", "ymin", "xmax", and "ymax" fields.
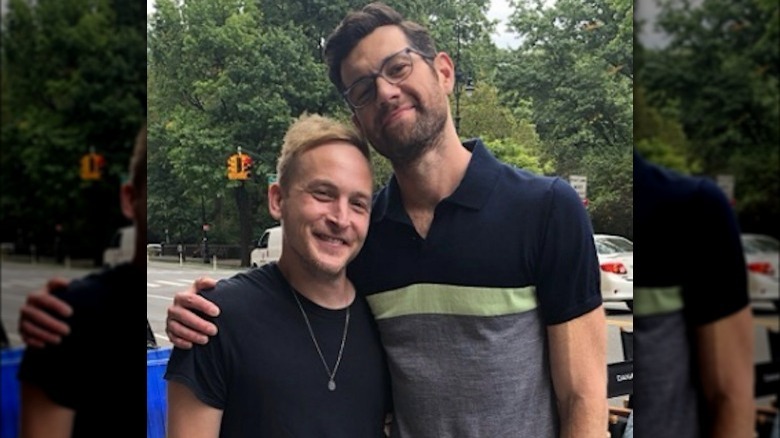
[
  {"xmin": 374, "ymin": 75, "xmax": 401, "ymax": 105},
  {"xmin": 326, "ymin": 198, "xmax": 350, "ymax": 229}
]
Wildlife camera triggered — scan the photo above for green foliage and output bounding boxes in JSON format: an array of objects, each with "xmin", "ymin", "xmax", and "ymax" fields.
[
  {"xmin": 497, "ymin": 0, "xmax": 634, "ymax": 236},
  {"xmin": 1, "ymin": 0, "xmax": 145, "ymax": 261},
  {"xmin": 148, "ymin": 0, "xmax": 341, "ymax": 264},
  {"xmin": 638, "ymin": 0, "xmax": 779, "ymax": 236},
  {"xmin": 144, "ymin": 0, "xmax": 635, "ymax": 251}
]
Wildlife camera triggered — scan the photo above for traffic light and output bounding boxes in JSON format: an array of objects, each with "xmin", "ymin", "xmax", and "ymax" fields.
[
  {"xmin": 227, "ymin": 154, "xmax": 240, "ymax": 180},
  {"xmin": 227, "ymin": 152, "xmax": 253, "ymax": 180},
  {"xmin": 80, "ymin": 152, "xmax": 105, "ymax": 180},
  {"xmin": 240, "ymin": 154, "xmax": 253, "ymax": 180}
]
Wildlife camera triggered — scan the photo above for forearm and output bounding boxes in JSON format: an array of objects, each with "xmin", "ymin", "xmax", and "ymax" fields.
[
  {"xmin": 548, "ymin": 306, "xmax": 608, "ymax": 438},
  {"xmin": 706, "ymin": 392, "xmax": 755, "ymax": 438},
  {"xmin": 557, "ymin": 394, "xmax": 607, "ymax": 438},
  {"xmin": 697, "ymin": 307, "xmax": 754, "ymax": 438}
]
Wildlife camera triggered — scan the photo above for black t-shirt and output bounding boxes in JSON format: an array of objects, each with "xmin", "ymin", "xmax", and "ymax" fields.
[
  {"xmin": 165, "ymin": 263, "xmax": 392, "ymax": 437},
  {"xmin": 17, "ymin": 263, "xmax": 146, "ymax": 438}
]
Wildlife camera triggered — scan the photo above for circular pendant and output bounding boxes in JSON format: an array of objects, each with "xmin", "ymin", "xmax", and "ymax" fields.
[{"xmin": 328, "ymin": 380, "xmax": 336, "ymax": 391}]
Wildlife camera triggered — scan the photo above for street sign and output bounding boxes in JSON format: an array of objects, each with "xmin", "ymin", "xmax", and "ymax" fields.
[
  {"xmin": 569, "ymin": 175, "xmax": 587, "ymax": 201},
  {"xmin": 716, "ymin": 174, "xmax": 735, "ymax": 204}
]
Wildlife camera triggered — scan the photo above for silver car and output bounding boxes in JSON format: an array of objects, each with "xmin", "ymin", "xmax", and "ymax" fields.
[
  {"xmin": 594, "ymin": 234, "xmax": 634, "ymax": 310},
  {"xmin": 741, "ymin": 233, "xmax": 779, "ymax": 310}
]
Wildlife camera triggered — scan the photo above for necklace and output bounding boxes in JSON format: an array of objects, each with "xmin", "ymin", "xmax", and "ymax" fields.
[{"xmin": 290, "ymin": 287, "xmax": 350, "ymax": 391}]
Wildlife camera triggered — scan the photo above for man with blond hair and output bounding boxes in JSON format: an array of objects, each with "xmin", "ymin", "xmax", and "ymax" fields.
[{"xmin": 164, "ymin": 114, "xmax": 391, "ymax": 438}]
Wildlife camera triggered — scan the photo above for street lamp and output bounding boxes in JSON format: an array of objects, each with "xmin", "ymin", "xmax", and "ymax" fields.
[{"xmin": 453, "ymin": 21, "xmax": 474, "ymax": 133}]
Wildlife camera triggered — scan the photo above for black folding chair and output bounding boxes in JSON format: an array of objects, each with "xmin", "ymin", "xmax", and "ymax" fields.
[
  {"xmin": 620, "ymin": 327, "xmax": 633, "ymax": 361},
  {"xmin": 607, "ymin": 360, "xmax": 633, "ymax": 437},
  {"xmin": 0, "ymin": 320, "xmax": 9, "ymax": 349},
  {"xmin": 147, "ymin": 319, "xmax": 158, "ymax": 349}
]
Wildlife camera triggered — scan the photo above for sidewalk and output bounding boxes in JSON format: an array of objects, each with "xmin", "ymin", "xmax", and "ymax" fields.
[
  {"xmin": 147, "ymin": 255, "xmax": 246, "ymax": 270},
  {"xmin": 0, "ymin": 254, "xmax": 97, "ymax": 269}
]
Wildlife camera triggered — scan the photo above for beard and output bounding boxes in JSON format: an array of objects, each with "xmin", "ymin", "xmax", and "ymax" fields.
[{"xmin": 368, "ymin": 92, "xmax": 449, "ymax": 168}]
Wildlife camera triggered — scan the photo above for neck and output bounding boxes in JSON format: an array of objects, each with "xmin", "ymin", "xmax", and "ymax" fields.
[
  {"xmin": 393, "ymin": 129, "xmax": 471, "ymax": 211},
  {"xmin": 277, "ymin": 259, "xmax": 354, "ymax": 309}
]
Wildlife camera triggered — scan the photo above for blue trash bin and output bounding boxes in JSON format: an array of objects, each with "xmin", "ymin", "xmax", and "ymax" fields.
[
  {"xmin": 1, "ymin": 347, "xmax": 25, "ymax": 438},
  {"xmin": 147, "ymin": 346, "xmax": 172, "ymax": 438}
]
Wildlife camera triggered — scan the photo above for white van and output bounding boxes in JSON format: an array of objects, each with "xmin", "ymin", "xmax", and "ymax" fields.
[
  {"xmin": 250, "ymin": 226, "xmax": 282, "ymax": 267},
  {"xmin": 103, "ymin": 225, "xmax": 135, "ymax": 267}
]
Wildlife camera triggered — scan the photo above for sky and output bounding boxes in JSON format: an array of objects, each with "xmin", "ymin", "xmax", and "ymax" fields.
[{"xmin": 487, "ymin": 0, "xmax": 522, "ymax": 49}]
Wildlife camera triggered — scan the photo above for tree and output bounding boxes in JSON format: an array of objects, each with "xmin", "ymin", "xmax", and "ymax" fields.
[
  {"xmin": 497, "ymin": 0, "xmax": 634, "ymax": 236},
  {"xmin": 1, "ymin": 0, "xmax": 145, "ymax": 263},
  {"xmin": 639, "ymin": 0, "xmax": 779, "ymax": 236},
  {"xmin": 148, "ymin": 0, "xmax": 335, "ymax": 266}
]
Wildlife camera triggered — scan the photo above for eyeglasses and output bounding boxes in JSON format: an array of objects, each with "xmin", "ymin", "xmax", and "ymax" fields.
[{"xmin": 342, "ymin": 47, "xmax": 433, "ymax": 109}]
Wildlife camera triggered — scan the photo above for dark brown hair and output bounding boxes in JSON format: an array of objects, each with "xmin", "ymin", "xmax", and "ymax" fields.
[{"xmin": 324, "ymin": 2, "xmax": 437, "ymax": 93}]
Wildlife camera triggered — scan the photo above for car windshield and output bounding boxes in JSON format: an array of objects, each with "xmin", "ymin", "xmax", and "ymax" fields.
[
  {"xmin": 595, "ymin": 236, "xmax": 633, "ymax": 255},
  {"xmin": 742, "ymin": 235, "xmax": 780, "ymax": 254}
]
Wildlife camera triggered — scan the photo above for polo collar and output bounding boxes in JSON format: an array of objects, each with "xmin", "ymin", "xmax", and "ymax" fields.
[{"xmin": 371, "ymin": 139, "xmax": 500, "ymax": 224}]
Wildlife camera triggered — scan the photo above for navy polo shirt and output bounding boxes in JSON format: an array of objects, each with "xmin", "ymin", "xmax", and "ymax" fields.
[{"xmin": 348, "ymin": 139, "xmax": 602, "ymax": 437}]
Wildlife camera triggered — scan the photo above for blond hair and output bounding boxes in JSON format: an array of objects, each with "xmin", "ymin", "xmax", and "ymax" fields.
[{"xmin": 277, "ymin": 114, "xmax": 370, "ymax": 191}]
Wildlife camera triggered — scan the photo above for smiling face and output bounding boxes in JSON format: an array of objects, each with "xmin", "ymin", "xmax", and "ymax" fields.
[
  {"xmin": 269, "ymin": 141, "xmax": 373, "ymax": 280},
  {"xmin": 341, "ymin": 25, "xmax": 453, "ymax": 167}
]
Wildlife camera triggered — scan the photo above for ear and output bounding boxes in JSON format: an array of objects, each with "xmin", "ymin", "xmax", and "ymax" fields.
[
  {"xmin": 267, "ymin": 182, "xmax": 283, "ymax": 221},
  {"xmin": 120, "ymin": 183, "xmax": 135, "ymax": 220},
  {"xmin": 434, "ymin": 52, "xmax": 456, "ymax": 95}
]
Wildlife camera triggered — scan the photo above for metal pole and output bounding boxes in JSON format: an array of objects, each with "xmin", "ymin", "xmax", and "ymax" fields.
[
  {"xmin": 455, "ymin": 20, "xmax": 461, "ymax": 132},
  {"xmin": 201, "ymin": 195, "xmax": 209, "ymax": 263}
]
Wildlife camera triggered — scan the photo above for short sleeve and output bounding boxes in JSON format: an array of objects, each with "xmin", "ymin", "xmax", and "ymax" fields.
[
  {"xmin": 535, "ymin": 178, "xmax": 603, "ymax": 325},
  {"xmin": 683, "ymin": 179, "xmax": 749, "ymax": 325}
]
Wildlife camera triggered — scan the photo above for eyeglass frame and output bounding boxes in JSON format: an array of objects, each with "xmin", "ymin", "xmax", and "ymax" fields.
[{"xmin": 341, "ymin": 47, "xmax": 435, "ymax": 109}]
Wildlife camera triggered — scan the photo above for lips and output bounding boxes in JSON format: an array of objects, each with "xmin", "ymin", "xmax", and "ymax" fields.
[
  {"xmin": 313, "ymin": 231, "xmax": 348, "ymax": 247},
  {"xmin": 382, "ymin": 104, "xmax": 414, "ymax": 126}
]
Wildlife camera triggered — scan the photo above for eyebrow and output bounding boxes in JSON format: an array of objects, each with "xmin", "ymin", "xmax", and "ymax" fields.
[
  {"xmin": 304, "ymin": 179, "xmax": 372, "ymax": 200},
  {"xmin": 344, "ymin": 48, "xmax": 406, "ymax": 89}
]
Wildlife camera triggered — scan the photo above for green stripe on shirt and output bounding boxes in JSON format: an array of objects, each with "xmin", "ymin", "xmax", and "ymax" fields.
[
  {"xmin": 634, "ymin": 286, "xmax": 684, "ymax": 316},
  {"xmin": 366, "ymin": 283, "xmax": 537, "ymax": 320}
]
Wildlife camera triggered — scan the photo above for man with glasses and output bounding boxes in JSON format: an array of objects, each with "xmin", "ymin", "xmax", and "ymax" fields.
[{"xmin": 20, "ymin": 3, "xmax": 607, "ymax": 436}]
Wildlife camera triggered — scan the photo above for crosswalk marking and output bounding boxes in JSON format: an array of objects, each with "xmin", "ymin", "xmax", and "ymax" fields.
[
  {"xmin": 1, "ymin": 279, "xmax": 48, "ymax": 289},
  {"xmin": 156, "ymin": 280, "xmax": 192, "ymax": 286}
]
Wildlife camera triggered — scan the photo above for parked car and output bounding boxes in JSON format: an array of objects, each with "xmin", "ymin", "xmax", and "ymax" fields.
[
  {"xmin": 146, "ymin": 243, "xmax": 162, "ymax": 257},
  {"xmin": 250, "ymin": 226, "xmax": 282, "ymax": 268},
  {"xmin": 741, "ymin": 233, "xmax": 779, "ymax": 310},
  {"xmin": 103, "ymin": 226, "xmax": 135, "ymax": 267},
  {"xmin": 594, "ymin": 234, "xmax": 634, "ymax": 310}
]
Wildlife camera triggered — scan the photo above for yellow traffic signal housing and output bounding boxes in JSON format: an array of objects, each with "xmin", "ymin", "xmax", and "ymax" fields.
[
  {"xmin": 228, "ymin": 153, "xmax": 252, "ymax": 180},
  {"xmin": 80, "ymin": 152, "xmax": 105, "ymax": 180},
  {"xmin": 227, "ymin": 154, "xmax": 240, "ymax": 180}
]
